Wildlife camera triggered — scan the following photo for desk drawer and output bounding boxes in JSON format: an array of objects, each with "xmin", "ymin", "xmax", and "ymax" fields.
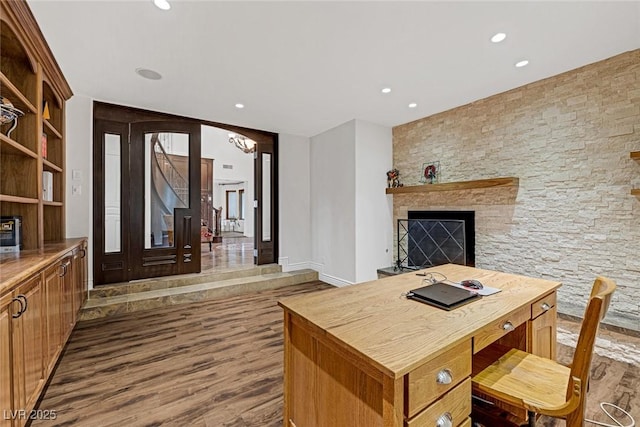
[
  {"xmin": 406, "ymin": 378, "xmax": 471, "ymax": 427},
  {"xmin": 406, "ymin": 340, "xmax": 471, "ymax": 417},
  {"xmin": 473, "ymin": 305, "xmax": 529, "ymax": 354},
  {"xmin": 531, "ymin": 292, "xmax": 556, "ymax": 319}
]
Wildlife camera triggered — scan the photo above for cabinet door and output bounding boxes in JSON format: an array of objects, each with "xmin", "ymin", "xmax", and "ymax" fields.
[
  {"xmin": 528, "ymin": 305, "xmax": 557, "ymax": 360},
  {"xmin": 72, "ymin": 245, "xmax": 88, "ymax": 323},
  {"xmin": 60, "ymin": 257, "xmax": 74, "ymax": 340},
  {"xmin": 12, "ymin": 275, "xmax": 46, "ymax": 425},
  {"xmin": 44, "ymin": 262, "xmax": 63, "ymax": 375},
  {"xmin": 1, "ymin": 292, "xmax": 16, "ymax": 427}
]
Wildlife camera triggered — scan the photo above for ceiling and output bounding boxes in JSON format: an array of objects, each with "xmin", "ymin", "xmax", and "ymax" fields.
[{"xmin": 28, "ymin": 1, "xmax": 640, "ymax": 138}]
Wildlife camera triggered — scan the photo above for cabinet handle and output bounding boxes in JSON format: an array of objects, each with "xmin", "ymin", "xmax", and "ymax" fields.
[
  {"xmin": 541, "ymin": 302, "xmax": 551, "ymax": 311},
  {"xmin": 17, "ymin": 294, "xmax": 27, "ymax": 314},
  {"xmin": 436, "ymin": 368, "xmax": 453, "ymax": 385},
  {"xmin": 59, "ymin": 261, "xmax": 71, "ymax": 277},
  {"xmin": 80, "ymin": 248, "xmax": 87, "ymax": 258},
  {"xmin": 502, "ymin": 321, "xmax": 514, "ymax": 331},
  {"xmin": 11, "ymin": 297, "xmax": 24, "ymax": 318},
  {"xmin": 436, "ymin": 412, "xmax": 453, "ymax": 427}
]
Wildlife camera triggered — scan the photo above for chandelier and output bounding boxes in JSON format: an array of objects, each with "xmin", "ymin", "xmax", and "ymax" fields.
[{"xmin": 229, "ymin": 135, "xmax": 256, "ymax": 153}]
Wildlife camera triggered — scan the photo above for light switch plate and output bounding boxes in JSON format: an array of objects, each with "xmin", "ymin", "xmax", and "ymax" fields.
[{"xmin": 72, "ymin": 169, "xmax": 82, "ymax": 181}]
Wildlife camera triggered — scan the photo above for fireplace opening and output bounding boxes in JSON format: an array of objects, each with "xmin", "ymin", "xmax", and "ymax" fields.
[{"xmin": 396, "ymin": 211, "xmax": 475, "ymax": 270}]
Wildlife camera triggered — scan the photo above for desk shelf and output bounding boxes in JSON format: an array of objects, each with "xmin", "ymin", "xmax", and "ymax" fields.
[{"xmin": 385, "ymin": 177, "xmax": 519, "ymax": 195}]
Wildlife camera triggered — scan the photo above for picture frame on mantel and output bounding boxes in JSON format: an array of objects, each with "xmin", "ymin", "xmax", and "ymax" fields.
[{"xmin": 420, "ymin": 161, "xmax": 440, "ymax": 184}]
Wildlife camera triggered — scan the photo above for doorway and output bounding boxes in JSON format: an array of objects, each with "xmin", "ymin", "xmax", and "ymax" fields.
[{"xmin": 92, "ymin": 102, "xmax": 278, "ymax": 286}]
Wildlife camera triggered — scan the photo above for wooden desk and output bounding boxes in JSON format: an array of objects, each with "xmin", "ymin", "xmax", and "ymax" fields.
[{"xmin": 278, "ymin": 264, "xmax": 561, "ymax": 427}]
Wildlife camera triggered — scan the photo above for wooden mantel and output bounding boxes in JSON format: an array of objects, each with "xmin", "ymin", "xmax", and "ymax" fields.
[{"xmin": 385, "ymin": 177, "xmax": 519, "ymax": 194}]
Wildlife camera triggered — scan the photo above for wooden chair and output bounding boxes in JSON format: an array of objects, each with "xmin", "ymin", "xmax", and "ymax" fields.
[{"xmin": 472, "ymin": 276, "xmax": 616, "ymax": 427}]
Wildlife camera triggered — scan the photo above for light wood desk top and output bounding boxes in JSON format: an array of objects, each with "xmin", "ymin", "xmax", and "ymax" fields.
[{"xmin": 279, "ymin": 264, "xmax": 561, "ymax": 379}]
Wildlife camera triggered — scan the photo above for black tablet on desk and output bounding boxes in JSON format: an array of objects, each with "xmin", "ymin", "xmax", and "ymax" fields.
[{"xmin": 407, "ymin": 282, "xmax": 481, "ymax": 311}]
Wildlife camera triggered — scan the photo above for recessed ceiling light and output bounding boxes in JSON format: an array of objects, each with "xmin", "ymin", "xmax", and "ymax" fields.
[
  {"xmin": 408, "ymin": 103, "xmax": 417, "ymax": 108},
  {"xmin": 381, "ymin": 87, "xmax": 391, "ymax": 94},
  {"xmin": 153, "ymin": 0, "xmax": 171, "ymax": 10},
  {"xmin": 491, "ymin": 32, "xmax": 507, "ymax": 43},
  {"xmin": 135, "ymin": 68, "xmax": 162, "ymax": 80},
  {"xmin": 515, "ymin": 60, "xmax": 529, "ymax": 68},
  {"xmin": 235, "ymin": 103, "xmax": 245, "ymax": 109}
]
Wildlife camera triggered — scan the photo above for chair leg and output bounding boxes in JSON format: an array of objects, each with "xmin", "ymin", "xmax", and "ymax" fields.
[{"xmin": 527, "ymin": 410, "xmax": 535, "ymax": 427}]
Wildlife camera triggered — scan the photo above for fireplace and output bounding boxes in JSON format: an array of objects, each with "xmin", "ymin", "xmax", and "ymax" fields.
[{"xmin": 396, "ymin": 211, "xmax": 475, "ymax": 269}]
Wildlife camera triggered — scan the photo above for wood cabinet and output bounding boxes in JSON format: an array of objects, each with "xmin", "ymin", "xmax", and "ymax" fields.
[
  {"xmin": 0, "ymin": 293, "xmax": 14, "ymax": 427},
  {"xmin": 10, "ymin": 274, "xmax": 46, "ymax": 427},
  {"xmin": 1, "ymin": 239, "xmax": 87, "ymax": 427},
  {"xmin": 0, "ymin": 0, "xmax": 72, "ymax": 251}
]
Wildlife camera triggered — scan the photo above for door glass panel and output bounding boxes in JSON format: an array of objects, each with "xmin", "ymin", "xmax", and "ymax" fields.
[
  {"xmin": 262, "ymin": 153, "xmax": 271, "ymax": 241},
  {"xmin": 104, "ymin": 134, "xmax": 121, "ymax": 253},
  {"xmin": 144, "ymin": 132, "xmax": 190, "ymax": 249}
]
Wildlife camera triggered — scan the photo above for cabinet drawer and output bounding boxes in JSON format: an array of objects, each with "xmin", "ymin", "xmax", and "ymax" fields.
[
  {"xmin": 473, "ymin": 306, "xmax": 529, "ymax": 354},
  {"xmin": 406, "ymin": 340, "xmax": 471, "ymax": 417},
  {"xmin": 531, "ymin": 292, "xmax": 556, "ymax": 319},
  {"xmin": 406, "ymin": 378, "xmax": 471, "ymax": 427},
  {"xmin": 459, "ymin": 418, "xmax": 472, "ymax": 427}
]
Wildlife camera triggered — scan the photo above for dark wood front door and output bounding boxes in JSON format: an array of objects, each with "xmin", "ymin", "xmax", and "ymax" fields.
[
  {"xmin": 93, "ymin": 105, "xmax": 202, "ymax": 285},
  {"xmin": 128, "ymin": 121, "xmax": 201, "ymax": 281},
  {"xmin": 254, "ymin": 135, "xmax": 277, "ymax": 264}
]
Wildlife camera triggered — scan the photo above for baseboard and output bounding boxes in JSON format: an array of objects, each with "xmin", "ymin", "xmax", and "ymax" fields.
[
  {"xmin": 278, "ymin": 257, "xmax": 315, "ymax": 273},
  {"xmin": 280, "ymin": 258, "xmax": 353, "ymax": 287}
]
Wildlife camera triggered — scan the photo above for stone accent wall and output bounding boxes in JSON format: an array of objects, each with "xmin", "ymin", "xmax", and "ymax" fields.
[{"xmin": 392, "ymin": 50, "xmax": 640, "ymax": 331}]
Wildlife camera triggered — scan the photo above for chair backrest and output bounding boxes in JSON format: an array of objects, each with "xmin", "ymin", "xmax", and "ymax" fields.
[{"xmin": 566, "ymin": 276, "xmax": 616, "ymax": 402}]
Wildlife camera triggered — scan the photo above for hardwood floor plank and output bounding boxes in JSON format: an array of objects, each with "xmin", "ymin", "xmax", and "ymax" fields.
[{"xmin": 33, "ymin": 281, "xmax": 332, "ymax": 427}]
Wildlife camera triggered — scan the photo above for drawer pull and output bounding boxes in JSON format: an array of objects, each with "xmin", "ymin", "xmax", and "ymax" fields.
[
  {"xmin": 541, "ymin": 302, "xmax": 551, "ymax": 311},
  {"xmin": 502, "ymin": 321, "xmax": 514, "ymax": 331},
  {"xmin": 436, "ymin": 412, "xmax": 453, "ymax": 427},
  {"xmin": 436, "ymin": 368, "xmax": 453, "ymax": 385}
]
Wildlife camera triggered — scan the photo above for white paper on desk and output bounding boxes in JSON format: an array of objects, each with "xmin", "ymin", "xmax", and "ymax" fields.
[{"xmin": 448, "ymin": 282, "xmax": 502, "ymax": 296}]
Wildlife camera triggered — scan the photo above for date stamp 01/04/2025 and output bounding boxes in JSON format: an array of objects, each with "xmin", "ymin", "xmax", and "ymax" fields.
[{"xmin": 3, "ymin": 410, "xmax": 57, "ymax": 421}]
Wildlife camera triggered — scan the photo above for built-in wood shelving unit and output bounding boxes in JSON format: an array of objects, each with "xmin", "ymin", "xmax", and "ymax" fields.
[
  {"xmin": 1, "ymin": 0, "xmax": 72, "ymax": 250},
  {"xmin": 632, "ymin": 152, "xmax": 640, "ymax": 196},
  {"xmin": 385, "ymin": 177, "xmax": 519, "ymax": 194}
]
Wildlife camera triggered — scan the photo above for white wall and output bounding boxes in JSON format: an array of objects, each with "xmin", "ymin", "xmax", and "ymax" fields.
[
  {"xmin": 308, "ymin": 120, "xmax": 393, "ymax": 286},
  {"xmin": 310, "ymin": 121, "xmax": 357, "ymax": 285},
  {"xmin": 278, "ymin": 134, "xmax": 312, "ymax": 271},
  {"xmin": 65, "ymin": 94, "xmax": 93, "ymax": 288},
  {"xmin": 354, "ymin": 121, "xmax": 393, "ymax": 282}
]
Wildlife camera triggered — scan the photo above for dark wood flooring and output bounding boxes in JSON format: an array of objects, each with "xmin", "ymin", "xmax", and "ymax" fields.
[{"xmin": 33, "ymin": 281, "xmax": 639, "ymax": 427}]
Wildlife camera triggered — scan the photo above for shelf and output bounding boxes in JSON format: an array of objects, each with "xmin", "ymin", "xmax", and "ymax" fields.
[
  {"xmin": 0, "ymin": 194, "xmax": 39, "ymax": 204},
  {"xmin": 386, "ymin": 177, "xmax": 519, "ymax": 194},
  {"xmin": 631, "ymin": 152, "xmax": 640, "ymax": 160},
  {"xmin": 43, "ymin": 201, "xmax": 63, "ymax": 207},
  {"xmin": 0, "ymin": 133, "xmax": 38, "ymax": 158},
  {"xmin": 0, "ymin": 72, "xmax": 37, "ymax": 114},
  {"xmin": 43, "ymin": 159, "xmax": 62, "ymax": 173},
  {"xmin": 43, "ymin": 119, "xmax": 62, "ymax": 139}
]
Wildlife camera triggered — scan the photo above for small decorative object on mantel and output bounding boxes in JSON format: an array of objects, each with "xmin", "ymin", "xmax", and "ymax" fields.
[
  {"xmin": 420, "ymin": 161, "xmax": 440, "ymax": 184},
  {"xmin": 0, "ymin": 96, "xmax": 24, "ymax": 137},
  {"xmin": 386, "ymin": 168, "xmax": 403, "ymax": 188}
]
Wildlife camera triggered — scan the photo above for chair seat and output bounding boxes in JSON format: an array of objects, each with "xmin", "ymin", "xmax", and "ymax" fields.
[{"xmin": 472, "ymin": 348, "xmax": 570, "ymax": 410}]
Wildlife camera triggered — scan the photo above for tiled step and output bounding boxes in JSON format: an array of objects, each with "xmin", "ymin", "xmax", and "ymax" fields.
[
  {"xmin": 80, "ymin": 268, "xmax": 318, "ymax": 321},
  {"xmin": 89, "ymin": 264, "xmax": 283, "ymax": 299}
]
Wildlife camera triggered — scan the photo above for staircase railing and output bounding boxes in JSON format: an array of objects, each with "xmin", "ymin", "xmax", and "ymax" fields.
[{"xmin": 151, "ymin": 133, "xmax": 189, "ymax": 207}]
